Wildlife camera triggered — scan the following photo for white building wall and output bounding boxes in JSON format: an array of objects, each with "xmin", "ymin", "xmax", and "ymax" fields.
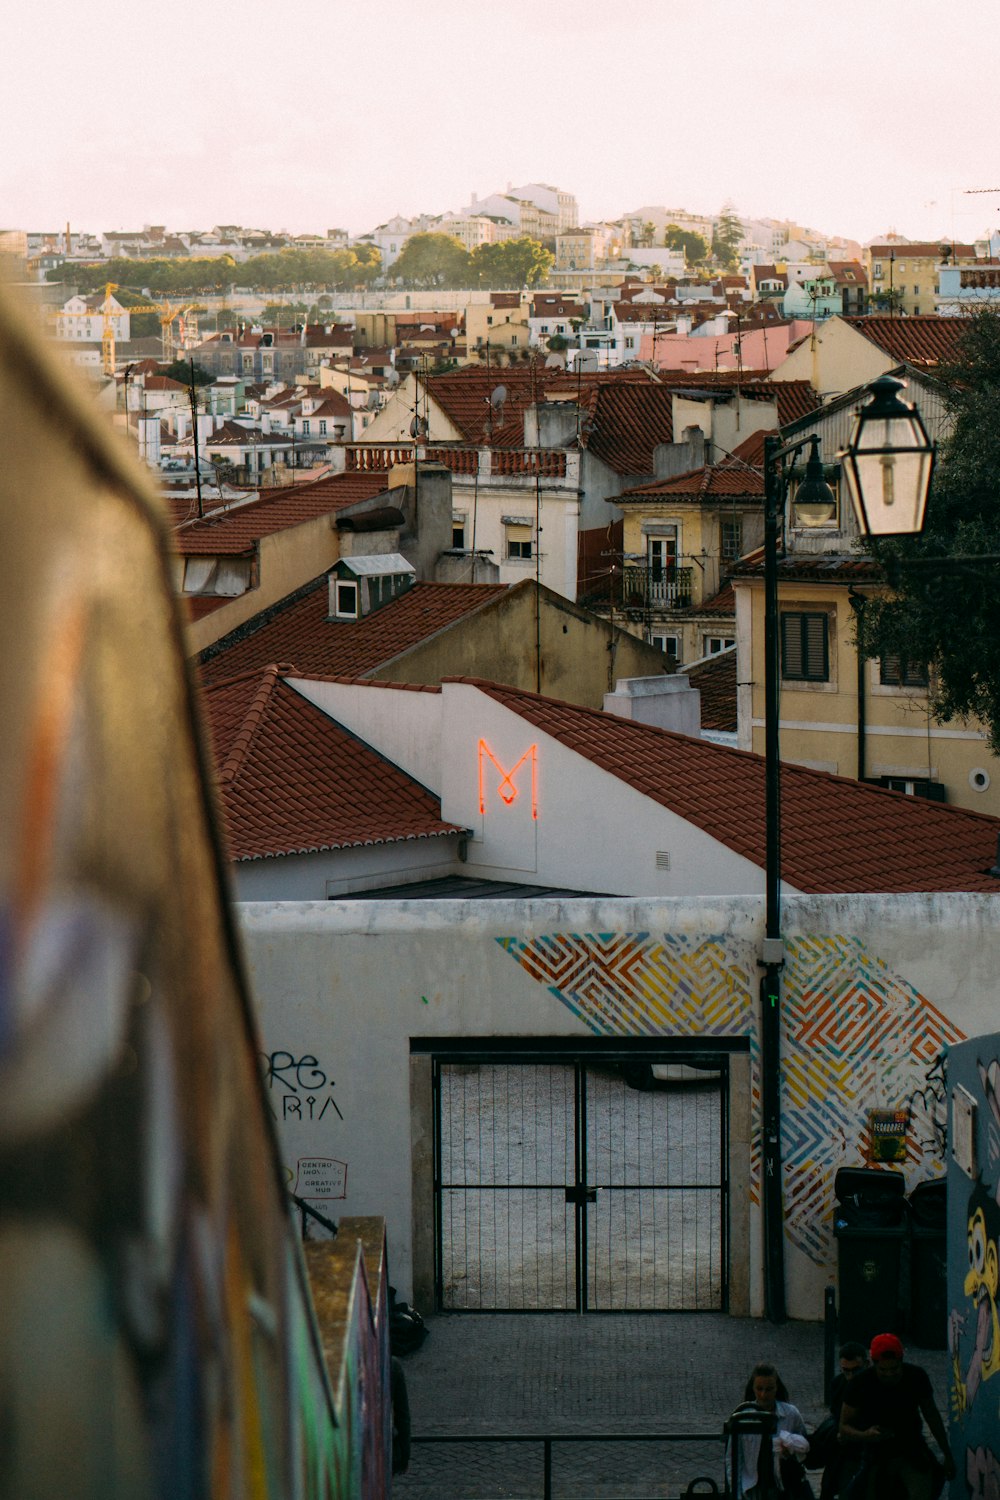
[
  {"xmin": 240, "ymin": 891, "xmax": 999, "ymax": 1318},
  {"xmin": 233, "ymin": 833, "xmax": 464, "ymax": 901}
]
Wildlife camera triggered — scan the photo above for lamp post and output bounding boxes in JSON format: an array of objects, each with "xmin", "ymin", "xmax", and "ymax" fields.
[{"xmin": 759, "ymin": 381, "xmax": 934, "ymax": 1323}]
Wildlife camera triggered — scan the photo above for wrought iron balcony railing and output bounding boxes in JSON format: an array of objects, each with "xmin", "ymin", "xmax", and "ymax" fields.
[{"xmin": 621, "ymin": 564, "xmax": 693, "ymax": 610}]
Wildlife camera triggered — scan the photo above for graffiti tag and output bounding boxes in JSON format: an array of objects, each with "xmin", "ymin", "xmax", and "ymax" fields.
[{"xmin": 261, "ymin": 1050, "xmax": 343, "ymax": 1121}]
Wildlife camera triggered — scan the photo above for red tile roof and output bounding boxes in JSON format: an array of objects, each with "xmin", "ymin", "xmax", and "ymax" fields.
[
  {"xmin": 202, "ymin": 666, "xmax": 464, "ymax": 860},
  {"xmin": 683, "ymin": 648, "xmax": 737, "ymax": 733},
  {"xmin": 732, "ymin": 551, "xmax": 884, "ymax": 585},
  {"xmin": 455, "ymin": 679, "xmax": 1000, "ymax": 893},
  {"xmin": 867, "ymin": 243, "xmax": 976, "ymax": 260},
  {"xmin": 199, "ymin": 578, "xmax": 510, "ymax": 685},
  {"xmin": 582, "ymin": 383, "xmax": 676, "ymax": 475},
  {"xmin": 846, "ymin": 315, "xmax": 967, "ymax": 367},
  {"xmin": 173, "ymin": 470, "xmax": 390, "ymax": 555}
]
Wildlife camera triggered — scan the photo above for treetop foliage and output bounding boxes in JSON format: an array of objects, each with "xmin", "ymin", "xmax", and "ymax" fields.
[
  {"xmin": 48, "ymin": 245, "xmax": 382, "ymax": 297},
  {"xmin": 389, "ymin": 232, "xmax": 553, "ymax": 289}
]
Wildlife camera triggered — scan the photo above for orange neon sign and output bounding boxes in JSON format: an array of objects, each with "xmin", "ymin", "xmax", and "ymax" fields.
[{"xmin": 478, "ymin": 739, "xmax": 538, "ymax": 819}]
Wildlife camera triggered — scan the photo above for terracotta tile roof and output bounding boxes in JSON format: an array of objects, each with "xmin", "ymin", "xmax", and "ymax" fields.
[
  {"xmin": 199, "ymin": 578, "xmax": 510, "ymax": 685},
  {"xmin": 202, "ymin": 666, "xmax": 464, "ymax": 860},
  {"xmin": 867, "ymin": 243, "xmax": 976, "ymax": 260},
  {"xmin": 682, "ymin": 647, "xmax": 737, "ymax": 733},
  {"xmin": 142, "ymin": 375, "xmax": 187, "ymax": 392},
  {"xmin": 206, "ymin": 420, "xmax": 254, "ymax": 446},
  {"xmin": 454, "ymin": 679, "xmax": 1000, "ymax": 893},
  {"xmin": 697, "ymin": 581, "xmax": 737, "ymax": 615},
  {"xmin": 173, "ymin": 470, "xmax": 389, "ymax": 555},
  {"xmin": 731, "ymin": 551, "xmax": 884, "ymax": 585},
  {"xmin": 618, "ymin": 429, "xmax": 766, "ymax": 504},
  {"xmin": 846, "ymin": 315, "xmax": 967, "ymax": 367},
  {"xmin": 582, "ymin": 383, "xmax": 677, "ymax": 475}
]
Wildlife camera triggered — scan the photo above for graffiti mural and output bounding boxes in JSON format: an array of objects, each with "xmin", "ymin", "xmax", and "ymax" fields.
[
  {"xmin": 947, "ymin": 1036, "xmax": 1000, "ymax": 1496},
  {"xmin": 500, "ymin": 930, "xmax": 965, "ymax": 1265}
]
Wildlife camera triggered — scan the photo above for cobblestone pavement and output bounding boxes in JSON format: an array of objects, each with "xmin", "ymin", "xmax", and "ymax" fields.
[{"xmin": 394, "ymin": 1312, "xmax": 951, "ymax": 1500}]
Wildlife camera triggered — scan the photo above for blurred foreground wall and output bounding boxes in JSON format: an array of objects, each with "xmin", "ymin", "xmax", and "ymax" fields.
[{"xmin": 0, "ymin": 284, "xmax": 389, "ymax": 1498}]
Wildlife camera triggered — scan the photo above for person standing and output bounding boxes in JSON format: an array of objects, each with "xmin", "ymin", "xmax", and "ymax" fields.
[
  {"xmin": 838, "ymin": 1332, "xmax": 955, "ymax": 1500},
  {"xmin": 815, "ymin": 1341, "xmax": 868, "ymax": 1499},
  {"xmin": 729, "ymin": 1363, "xmax": 812, "ymax": 1498}
]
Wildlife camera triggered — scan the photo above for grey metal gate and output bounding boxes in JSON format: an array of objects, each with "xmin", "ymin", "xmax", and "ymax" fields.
[{"xmin": 433, "ymin": 1052, "xmax": 728, "ymax": 1312}]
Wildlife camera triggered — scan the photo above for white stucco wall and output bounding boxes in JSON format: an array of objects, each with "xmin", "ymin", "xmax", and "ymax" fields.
[{"xmin": 239, "ymin": 891, "xmax": 1000, "ymax": 1321}]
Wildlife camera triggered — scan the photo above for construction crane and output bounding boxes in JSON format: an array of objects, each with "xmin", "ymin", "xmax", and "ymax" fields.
[{"xmin": 48, "ymin": 278, "xmax": 124, "ymax": 376}]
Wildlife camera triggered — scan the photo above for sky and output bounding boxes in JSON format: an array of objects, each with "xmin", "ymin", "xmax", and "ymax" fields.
[{"xmin": 4, "ymin": 0, "xmax": 1000, "ymax": 249}]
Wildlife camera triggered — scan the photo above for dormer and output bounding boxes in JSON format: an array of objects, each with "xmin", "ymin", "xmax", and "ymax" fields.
[{"xmin": 328, "ymin": 554, "xmax": 416, "ymax": 620}]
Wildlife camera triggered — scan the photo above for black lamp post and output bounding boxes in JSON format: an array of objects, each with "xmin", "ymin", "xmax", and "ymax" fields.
[
  {"xmin": 761, "ymin": 432, "xmax": 837, "ymax": 1323},
  {"xmin": 760, "ymin": 386, "xmax": 933, "ymax": 1323}
]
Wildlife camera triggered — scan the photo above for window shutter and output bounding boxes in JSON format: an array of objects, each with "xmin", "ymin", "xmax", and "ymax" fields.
[{"xmin": 781, "ymin": 612, "xmax": 829, "ymax": 682}]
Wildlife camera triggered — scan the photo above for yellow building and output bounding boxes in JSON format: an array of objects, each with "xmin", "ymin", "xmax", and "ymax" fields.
[
  {"xmin": 464, "ymin": 292, "xmax": 533, "ymax": 356},
  {"xmin": 731, "ymin": 397, "xmax": 1000, "ymax": 815},
  {"xmin": 864, "ymin": 241, "xmax": 976, "ymax": 316},
  {"xmin": 614, "ymin": 432, "xmax": 764, "ymax": 666}
]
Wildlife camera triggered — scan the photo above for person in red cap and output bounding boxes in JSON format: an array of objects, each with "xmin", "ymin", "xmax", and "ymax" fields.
[{"xmin": 838, "ymin": 1333, "xmax": 955, "ymax": 1499}]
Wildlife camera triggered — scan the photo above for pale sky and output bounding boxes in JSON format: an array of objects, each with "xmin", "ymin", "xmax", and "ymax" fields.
[{"xmin": 4, "ymin": 0, "xmax": 1000, "ymax": 248}]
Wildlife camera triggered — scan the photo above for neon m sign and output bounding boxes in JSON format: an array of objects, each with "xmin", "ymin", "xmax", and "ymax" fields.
[{"xmin": 478, "ymin": 738, "xmax": 538, "ymax": 820}]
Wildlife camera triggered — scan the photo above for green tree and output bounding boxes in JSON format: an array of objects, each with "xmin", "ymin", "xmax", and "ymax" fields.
[
  {"xmin": 712, "ymin": 203, "xmax": 744, "ymax": 270},
  {"xmin": 468, "ymin": 237, "xmax": 553, "ymax": 289},
  {"xmin": 391, "ymin": 233, "xmax": 471, "ymax": 287},
  {"xmin": 664, "ymin": 223, "xmax": 709, "ymax": 265},
  {"xmin": 856, "ymin": 309, "xmax": 1000, "ymax": 752},
  {"xmin": 161, "ymin": 358, "xmax": 213, "ymax": 386}
]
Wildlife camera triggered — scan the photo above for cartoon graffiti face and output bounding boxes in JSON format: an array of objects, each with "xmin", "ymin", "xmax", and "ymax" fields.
[{"xmin": 965, "ymin": 1208, "xmax": 999, "ymax": 1307}]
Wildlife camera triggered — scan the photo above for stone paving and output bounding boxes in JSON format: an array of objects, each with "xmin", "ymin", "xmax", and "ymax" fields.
[{"xmin": 394, "ymin": 1312, "xmax": 951, "ymax": 1500}]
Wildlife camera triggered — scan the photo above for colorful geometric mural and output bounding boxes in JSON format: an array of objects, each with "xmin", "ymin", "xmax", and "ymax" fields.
[{"xmin": 499, "ymin": 931, "xmax": 965, "ymax": 1264}]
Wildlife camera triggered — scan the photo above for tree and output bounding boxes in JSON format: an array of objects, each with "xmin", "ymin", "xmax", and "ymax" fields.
[
  {"xmin": 664, "ymin": 223, "xmax": 709, "ymax": 266},
  {"xmin": 469, "ymin": 237, "xmax": 553, "ymax": 289},
  {"xmin": 391, "ymin": 233, "xmax": 470, "ymax": 287},
  {"xmin": 712, "ymin": 203, "xmax": 744, "ymax": 270},
  {"xmin": 161, "ymin": 358, "xmax": 212, "ymax": 386},
  {"xmin": 856, "ymin": 309, "xmax": 1000, "ymax": 752}
]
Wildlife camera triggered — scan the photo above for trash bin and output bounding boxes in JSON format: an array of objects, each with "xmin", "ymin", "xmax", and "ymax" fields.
[
  {"xmin": 833, "ymin": 1167, "xmax": 908, "ymax": 1345},
  {"xmin": 908, "ymin": 1178, "xmax": 947, "ymax": 1349}
]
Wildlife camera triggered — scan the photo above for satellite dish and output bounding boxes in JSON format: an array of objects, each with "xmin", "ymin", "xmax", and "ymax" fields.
[
  {"xmin": 449, "ymin": 327, "xmax": 460, "ymax": 338},
  {"xmin": 384, "ymin": 369, "xmax": 400, "ymax": 389},
  {"xmin": 490, "ymin": 384, "xmax": 508, "ymax": 408},
  {"xmin": 409, "ymin": 415, "xmax": 428, "ymax": 438}
]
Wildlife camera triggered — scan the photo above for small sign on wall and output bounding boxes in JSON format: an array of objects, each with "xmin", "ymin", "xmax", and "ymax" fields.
[
  {"xmin": 295, "ymin": 1157, "xmax": 348, "ymax": 1200},
  {"xmin": 868, "ymin": 1108, "xmax": 909, "ymax": 1163}
]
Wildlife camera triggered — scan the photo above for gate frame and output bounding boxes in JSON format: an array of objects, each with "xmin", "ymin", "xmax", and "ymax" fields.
[{"xmin": 410, "ymin": 1036, "xmax": 751, "ymax": 1316}]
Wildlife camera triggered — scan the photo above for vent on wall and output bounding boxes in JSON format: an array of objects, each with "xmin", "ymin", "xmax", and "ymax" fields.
[{"xmin": 655, "ymin": 851, "xmax": 671, "ymax": 870}]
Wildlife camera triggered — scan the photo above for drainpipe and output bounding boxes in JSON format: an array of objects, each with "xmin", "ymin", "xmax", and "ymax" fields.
[{"xmin": 849, "ymin": 589, "xmax": 867, "ymax": 782}]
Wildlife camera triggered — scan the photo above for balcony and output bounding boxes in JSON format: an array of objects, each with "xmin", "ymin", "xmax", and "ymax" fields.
[{"xmin": 621, "ymin": 565, "xmax": 693, "ymax": 611}]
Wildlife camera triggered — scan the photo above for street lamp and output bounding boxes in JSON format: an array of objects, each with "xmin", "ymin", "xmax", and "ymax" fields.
[
  {"xmin": 841, "ymin": 375, "xmax": 935, "ymax": 537},
  {"xmin": 760, "ymin": 390, "xmax": 933, "ymax": 1323}
]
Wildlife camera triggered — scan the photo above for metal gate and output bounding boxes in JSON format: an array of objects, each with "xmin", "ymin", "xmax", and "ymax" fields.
[{"xmin": 432, "ymin": 1051, "xmax": 728, "ymax": 1312}]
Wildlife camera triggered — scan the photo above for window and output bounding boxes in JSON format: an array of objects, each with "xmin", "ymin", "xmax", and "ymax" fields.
[
  {"xmin": 540, "ymin": 324, "xmax": 549, "ymax": 333},
  {"xmin": 647, "ymin": 533, "xmax": 677, "ymax": 575},
  {"xmin": 302, "ymin": 419, "xmax": 311, "ymax": 435},
  {"xmin": 487, "ymin": 315, "xmax": 493, "ymax": 325},
  {"xmin": 506, "ymin": 523, "xmax": 533, "ymax": 560},
  {"xmin": 334, "ymin": 581, "xmax": 358, "ymax": 617},
  {"xmin": 875, "ymin": 775, "xmax": 945, "ymax": 802},
  {"xmin": 880, "ymin": 654, "xmax": 928, "ymax": 688},
  {"xmin": 624, "ymin": 336, "xmax": 635, "ymax": 350},
  {"xmin": 781, "ymin": 611, "xmax": 829, "ymax": 682},
  {"xmin": 873, "ymin": 262, "xmax": 883, "ymax": 277},
  {"xmin": 914, "ymin": 305, "xmax": 920, "ymax": 315},
  {"xmin": 704, "ymin": 635, "xmax": 734, "ymax": 656},
  {"xmin": 452, "ymin": 513, "xmax": 467, "ymax": 549},
  {"xmin": 720, "ymin": 519, "xmax": 742, "ymax": 561},
  {"xmin": 650, "ymin": 632, "xmax": 680, "ymax": 661}
]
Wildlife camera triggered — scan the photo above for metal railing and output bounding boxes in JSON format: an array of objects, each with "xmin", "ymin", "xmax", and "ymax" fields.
[
  {"xmin": 621, "ymin": 564, "xmax": 694, "ymax": 609},
  {"xmin": 408, "ymin": 1430, "xmax": 724, "ymax": 1499}
]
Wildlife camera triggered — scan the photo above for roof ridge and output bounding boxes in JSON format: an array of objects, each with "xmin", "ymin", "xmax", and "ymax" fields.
[{"xmin": 217, "ymin": 664, "xmax": 283, "ymax": 786}]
